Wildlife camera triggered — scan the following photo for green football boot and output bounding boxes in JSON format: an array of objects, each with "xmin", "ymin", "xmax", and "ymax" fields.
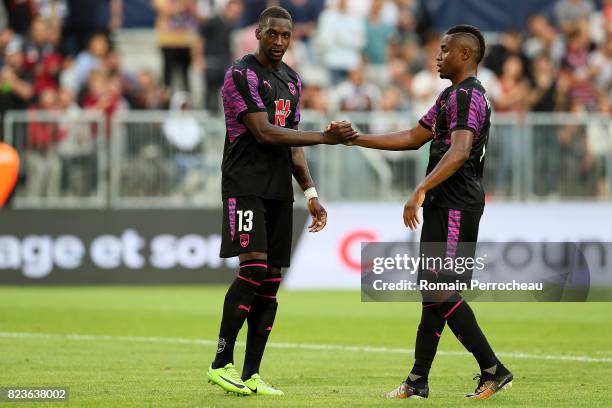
[
  {"xmin": 207, "ymin": 363, "xmax": 251, "ymax": 396},
  {"xmin": 244, "ymin": 373, "xmax": 284, "ymax": 396}
]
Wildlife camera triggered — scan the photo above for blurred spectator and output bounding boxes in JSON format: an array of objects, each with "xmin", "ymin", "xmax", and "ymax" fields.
[
  {"xmin": 153, "ymin": 0, "xmax": 198, "ymax": 92},
  {"xmin": 56, "ymin": 87, "xmax": 95, "ymax": 196},
  {"xmin": 484, "ymin": 30, "xmax": 530, "ymax": 78},
  {"xmin": 23, "ymin": 18, "xmax": 49, "ymax": 71},
  {"xmin": 26, "ymin": 86, "xmax": 62, "ymax": 197},
  {"xmin": 23, "ymin": 18, "xmax": 63, "ymax": 93},
  {"xmin": 163, "ymin": 90, "xmax": 207, "ymax": 197},
  {"xmin": 196, "ymin": 0, "xmax": 229, "ymax": 22},
  {"xmin": 557, "ymin": 100, "xmax": 599, "ymax": 196},
  {"xmin": 386, "ymin": 56, "xmax": 413, "ymax": 109},
  {"xmin": 194, "ymin": 0, "xmax": 242, "ymax": 113},
  {"xmin": 4, "ymin": 0, "xmax": 37, "ymax": 36},
  {"xmin": 527, "ymin": 54, "xmax": 560, "ymax": 111},
  {"xmin": 492, "ymin": 55, "xmax": 530, "ymax": 112},
  {"xmin": 491, "ymin": 55, "xmax": 529, "ymax": 196},
  {"xmin": 70, "ymin": 33, "xmax": 109, "ymax": 91},
  {"xmin": 562, "ymin": 28, "xmax": 597, "ymax": 110},
  {"xmin": 363, "ymin": 0, "xmax": 396, "ymax": 88},
  {"xmin": 334, "ymin": 65, "xmax": 380, "ymax": 112},
  {"xmin": 554, "ymin": 0, "xmax": 596, "ymax": 35},
  {"xmin": 129, "ymin": 69, "xmax": 169, "ymax": 109},
  {"xmin": 0, "ymin": 38, "xmax": 34, "ymax": 113},
  {"xmin": 62, "ymin": 0, "xmax": 122, "ymax": 56},
  {"xmin": 345, "ymin": 0, "xmax": 398, "ymax": 26},
  {"xmin": 35, "ymin": 0, "xmax": 67, "ymax": 22},
  {"xmin": 316, "ymin": 0, "xmax": 365, "ymax": 83},
  {"xmin": 586, "ymin": 95, "xmax": 610, "ymax": 196},
  {"xmin": 390, "ymin": 36, "xmax": 420, "ymax": 74},
  {"xmin": 301, "ymin": 83, "xmax": 329, "ymax": 113},
  {"xmin": 524, "ymin": 14, "xmax": 565, "ymax": 66},
  {"xmin": 395, "ymin": 0, "xmax": 430, "ymax": 44},
  {"xmin": 589, "ymin": 33, "xmax": 612, "ymax": 99},
  {"xmin": 103, "ymin": 49, "xmax": 142, "ymax": 109},
  {"xmin": 82, "ymin": 69, "xmax": 127, "ymax": 131},
  {"xmin": 528, "ymin": 54, "xmax": 562, "ymax": 196}
]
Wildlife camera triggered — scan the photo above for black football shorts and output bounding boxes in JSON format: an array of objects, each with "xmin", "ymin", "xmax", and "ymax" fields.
[
  {"xmin": 220, "ymin": 195, "xmax": 293, "ymax": 267},
  {"xmin": 417, "ymin": 206, "xmax": 482, "ymax": 286}
]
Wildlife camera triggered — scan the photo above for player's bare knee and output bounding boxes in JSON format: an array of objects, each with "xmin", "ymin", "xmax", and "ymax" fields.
[{"xmin": 239, "ymin": 252, "xmax": 268, "ymax": 262}]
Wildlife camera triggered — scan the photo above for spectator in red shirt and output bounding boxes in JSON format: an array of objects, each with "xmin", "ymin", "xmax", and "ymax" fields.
[{"xmin": 26, "ymin": 86, "xmax": 62, "ymax": 197}]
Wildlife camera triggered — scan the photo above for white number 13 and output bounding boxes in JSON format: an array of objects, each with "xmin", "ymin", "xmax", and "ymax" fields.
[{"xmin": 237, "ymin": 210, "xmax": 253, "ymax": 231}]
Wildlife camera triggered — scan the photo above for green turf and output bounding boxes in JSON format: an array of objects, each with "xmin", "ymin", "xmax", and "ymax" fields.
[{"xmin": 0, "ymin": 286, "xmax": 611, "ymax": 407}]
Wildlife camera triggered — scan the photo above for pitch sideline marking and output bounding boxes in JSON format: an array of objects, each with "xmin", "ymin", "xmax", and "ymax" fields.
[{"xmin": 0, "ymin": 331, "xmax": 611, "ymax": 364}]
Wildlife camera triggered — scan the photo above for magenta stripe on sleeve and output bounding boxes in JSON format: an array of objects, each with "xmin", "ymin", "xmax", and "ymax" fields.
[{"xmin": 246, "ymin": 69, "xmax": 265, "ymax": 109}]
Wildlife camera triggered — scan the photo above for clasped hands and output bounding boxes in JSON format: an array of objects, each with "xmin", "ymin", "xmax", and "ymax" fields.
[{"xmin": 323, "ymin": 120, "xmax": 359, "ymax": 145}]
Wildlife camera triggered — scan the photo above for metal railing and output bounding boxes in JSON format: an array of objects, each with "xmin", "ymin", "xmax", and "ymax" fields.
[
  {"xmin": 2, "ymin": 110, "xmax": 611, "ymax": 208},
  {"xmin": 108, "ymin": 110, "xmax": 224, "ymax": 208},
  {"xmin": 3, "ymin": 110, "xmax": 108, "ymax": 208}
]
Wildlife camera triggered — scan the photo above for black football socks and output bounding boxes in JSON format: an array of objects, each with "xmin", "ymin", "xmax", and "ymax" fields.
[
  {"xmin": 407, "ymin": 302, "xmax": 446, "ymax": 384},
  {"xmin": 242, "ymin": 272, "xmax": 282, "ymax": 380},
  {"xmin": 212, "ymin": 260, "xmax": 267, "ymax": 369},
  {"xmin": 437, "ymin": 294, "xmax": 499, "ymax": 371}
]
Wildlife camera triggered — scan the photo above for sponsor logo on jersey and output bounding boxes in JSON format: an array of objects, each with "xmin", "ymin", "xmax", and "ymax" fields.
[{"xmin": 274, "ymin": 99, "xmax": 291, "ymax": 126}]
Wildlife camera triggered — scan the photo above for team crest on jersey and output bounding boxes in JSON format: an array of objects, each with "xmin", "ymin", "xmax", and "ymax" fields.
[
  {"xmin": 288, "ymin": 82, "xmax": 296, "ymax": 95},
  {"xmin": 240, "ymin": 233, "xmax": 250, "ymax": 248},
  {"xmin": 274, "ymin": 99, "xmax": 291, "ymax": 126}
]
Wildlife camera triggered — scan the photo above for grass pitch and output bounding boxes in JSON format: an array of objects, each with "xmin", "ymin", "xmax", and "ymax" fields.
[{"xmin": 0, "ymin": 286, "xmax": 611, "ymax": 407}]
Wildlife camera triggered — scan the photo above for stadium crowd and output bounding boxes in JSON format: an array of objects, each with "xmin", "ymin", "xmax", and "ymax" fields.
[{"xmin": 0, "ymin": 0, "xmax": 610, "ymax": 201}]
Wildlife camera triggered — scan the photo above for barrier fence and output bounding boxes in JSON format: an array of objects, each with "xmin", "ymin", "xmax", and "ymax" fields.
[{"xmin": 2, "ymin": 110, "xmax": 611, "ymax": 208}]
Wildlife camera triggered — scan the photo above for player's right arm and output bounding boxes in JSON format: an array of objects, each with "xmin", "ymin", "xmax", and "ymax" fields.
[
  {"xmin": 350, "ymin": 124, "xmax": 433, "ymax": 151},
  {"xmin": 225, "ymin": 66, "xmax": 355, "ymax": 146},
  {"xmin": 243, "ymin": 112, "xmax": 356, "ymax": 146},
  {"xmin": 349, "ymin": 98, "xmax": 440, "ymax": 151}
]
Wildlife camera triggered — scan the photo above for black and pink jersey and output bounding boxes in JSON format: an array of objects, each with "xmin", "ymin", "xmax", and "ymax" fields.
[
  {"xmin": 220, "ymin": 54, "xmax": 302, "ymax": 201},
  {"xmin": 418, "ymin": 76, "xmax": 491, "ymax": 212}
]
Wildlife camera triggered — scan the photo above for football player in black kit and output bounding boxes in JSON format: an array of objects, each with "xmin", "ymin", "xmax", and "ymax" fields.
[
  {"xmin": 207, "ymin": 6, "xmax": 356, "ymax": 396},
  {"xmin": 347, "ymin": 25, "xmax": 513, "ymax": 400}
]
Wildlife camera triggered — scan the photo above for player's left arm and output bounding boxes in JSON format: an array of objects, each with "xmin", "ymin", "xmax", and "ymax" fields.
[
  {"xmin": 291, "ymin": 126, "xmax": 327, "ymax": 233},
  {"xmin": 403, "ymin": 129, "xmax": 474, "ymax": 230}
]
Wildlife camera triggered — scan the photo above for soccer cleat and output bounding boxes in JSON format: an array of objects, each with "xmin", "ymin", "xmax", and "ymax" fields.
[
  {"xmin": 207, "ymin": 363, "xmax": 251, "ymax": 396},
  {"xmin": 244, "ymin": 373, "xmax": 284, "ymax": 395},
  {"xmin": 383, "ymin": 381, "xmax": 429, "ymax": 399},
  {"xmin": 465, "ymin": 369, "xmax": 513, "ymax": 400}
]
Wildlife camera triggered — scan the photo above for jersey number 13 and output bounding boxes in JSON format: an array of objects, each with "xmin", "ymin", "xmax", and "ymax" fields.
[{"xmin": 237, "ymin": 210, "xmax": 253, "ymax": 231}]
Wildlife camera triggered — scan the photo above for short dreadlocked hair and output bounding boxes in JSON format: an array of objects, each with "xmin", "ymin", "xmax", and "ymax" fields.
[
  {"xmin": 258, "ymin": 6, "xmax": 293, "ymax": 27},
  {"xmin": 446, "ymin": 24, "xmax": 485, "ymax": 63}
]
